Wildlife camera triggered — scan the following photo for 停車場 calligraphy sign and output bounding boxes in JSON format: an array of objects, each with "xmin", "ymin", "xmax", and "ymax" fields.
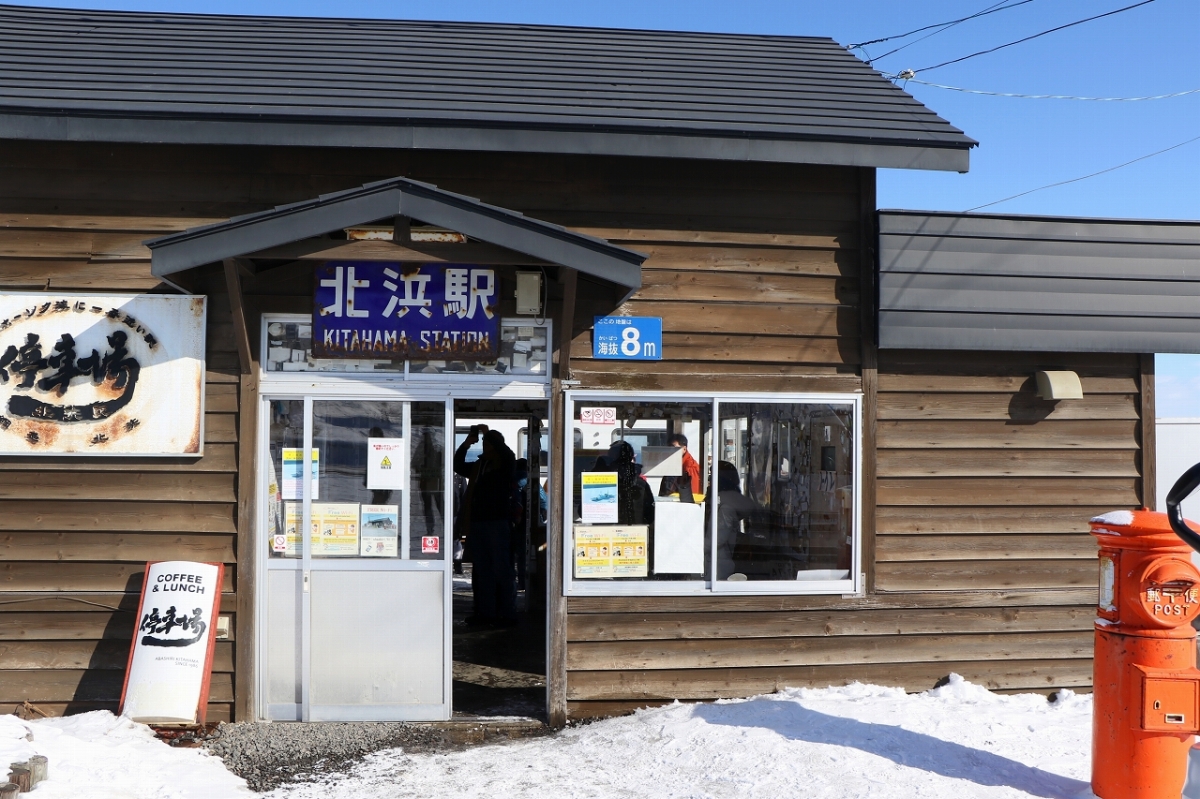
[
  {"xmin": 0, "ymin": 293, "xmax": 206, "ymax": 455},
  {"xmin": 313, "ymin": 262, "xmax": 499, "ymax": 360}
]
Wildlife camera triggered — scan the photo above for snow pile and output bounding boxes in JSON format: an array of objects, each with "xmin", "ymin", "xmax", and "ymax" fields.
[
  {"xmin": 1090, "ymin": 510, "xmax": 1134, "ymax": 528},
  {"xmin": 0, "ymin": 711, "xmax": 250, "ymax": 799},
  {"xmin": 272, "ymin": 675, "xmax": 1096, "ymax": 799}
]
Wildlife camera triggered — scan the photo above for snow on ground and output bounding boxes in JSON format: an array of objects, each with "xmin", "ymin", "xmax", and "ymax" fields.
[
  {"xmin": 0, "ymin": 677, "xmax": 1098, "ymax": 798},
  {"xmin": 271, "ymin": 675, "xmax": 1096, "ymax": 799},
  {"xmin": 0, "ymin": 710, "xmax": 250, "ymax": 799}
]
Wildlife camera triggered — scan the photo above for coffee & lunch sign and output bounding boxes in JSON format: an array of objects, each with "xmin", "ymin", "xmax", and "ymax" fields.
[
  {"xmin": 0, "ymin": 293, "xmax": 206, "ymax": 456},
  {"xmin": 314, "ymin": 262, "xmax": 499, "ymax": 360}
]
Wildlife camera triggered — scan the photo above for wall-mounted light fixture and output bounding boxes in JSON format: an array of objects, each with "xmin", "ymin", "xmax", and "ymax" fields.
[{"xmin": 1035, "ymin": 370, "xmax": 1084, "ymax": 400}]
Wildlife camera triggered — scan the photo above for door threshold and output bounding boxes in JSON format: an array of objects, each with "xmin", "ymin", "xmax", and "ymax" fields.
[{"xmin": 413, "ymin": 716, "xmax": 549, "ymax": 744}]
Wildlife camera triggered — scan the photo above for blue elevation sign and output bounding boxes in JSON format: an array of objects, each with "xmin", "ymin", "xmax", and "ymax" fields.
[{"xmin": 592, "ymin": 316, "xmax": 662, "ymax": 361}]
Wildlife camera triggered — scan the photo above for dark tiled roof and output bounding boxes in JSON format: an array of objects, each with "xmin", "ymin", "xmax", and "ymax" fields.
[{"xmin": 0, "ymin": 4, "xmax": 975, "ymax": 169}]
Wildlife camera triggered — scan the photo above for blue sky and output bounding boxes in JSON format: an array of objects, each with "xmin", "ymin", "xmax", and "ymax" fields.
[{"xmin": 23, "ymin": 0, "xmax": 1200, "ymax": 412}]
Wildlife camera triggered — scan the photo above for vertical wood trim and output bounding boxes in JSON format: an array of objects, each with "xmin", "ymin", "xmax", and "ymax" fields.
[
  {"xmin": 233, "ymin": 364, "xmax": 260, "ymax": 720},
  {"xmin": 222, "ymin": 259, "xmax": 254, "ymax": 376},
  {"xmin": 1140, "ymin": 353, "xmax": 1156, "ymax": 510},
  {"xmin": 548, "ymin": 267, "xmax": 577, "ymax": 728},
  {"xmin": 858, "ymin": 168, "xmax": 878, "ymax": 592}
]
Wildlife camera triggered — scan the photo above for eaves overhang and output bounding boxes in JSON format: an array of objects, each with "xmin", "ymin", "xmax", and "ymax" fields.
[{"xmin": 146, "ymin": 176, "xmax": 647, "ymax": 291}]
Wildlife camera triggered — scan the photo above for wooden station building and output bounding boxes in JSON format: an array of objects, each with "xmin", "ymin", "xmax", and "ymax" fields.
[{"xmin": 0, "ymin": 5, "xmax": 1198, "ymax": 726}]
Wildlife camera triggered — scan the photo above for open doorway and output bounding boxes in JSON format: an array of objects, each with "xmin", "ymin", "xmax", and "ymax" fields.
[{"xmin": 450, "ymin": 399, "xmax": 549, "ymax": 718}]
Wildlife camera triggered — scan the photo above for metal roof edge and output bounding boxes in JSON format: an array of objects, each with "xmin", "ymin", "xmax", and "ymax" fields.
[
  {"xmin": 878, "ymin": 209, "xmax": 1200, "ymax": 227},
  {"xmin": 0, "ymin": 112, "xmax": 972, "ymax": 172}
]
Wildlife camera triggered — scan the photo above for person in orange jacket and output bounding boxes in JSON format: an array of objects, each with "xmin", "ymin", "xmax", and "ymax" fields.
[{"xmin": 659, "ymin": 432, "xmax": 701, "ymax": 502}]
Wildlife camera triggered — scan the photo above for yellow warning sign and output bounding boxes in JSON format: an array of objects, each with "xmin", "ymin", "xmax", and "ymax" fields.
[{"xmin": 381, "ymin": 456, "xmax": 393, "ymax": 469}]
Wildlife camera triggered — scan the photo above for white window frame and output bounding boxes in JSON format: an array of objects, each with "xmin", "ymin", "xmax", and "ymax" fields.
[{"xmin": 563, "ymin": 390, "xmax": 862, "ymax": 597}]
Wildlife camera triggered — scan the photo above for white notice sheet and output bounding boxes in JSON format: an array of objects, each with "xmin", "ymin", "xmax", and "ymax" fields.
[{"xmin": 653, "ymin": 501, "xmax": 706, "ymax": 574}]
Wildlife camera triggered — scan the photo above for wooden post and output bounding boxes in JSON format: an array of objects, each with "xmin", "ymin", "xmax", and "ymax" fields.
[
  {"xmin": 6, "ymin": 767, "xmax": 29, "ymax": 793},
  {"xmin": 222, "ymin": 258, "xmax": 254, "ymax": 377},
  {"xmin": 1141, "ymin": 353, "xmax": 1156, "ymax": 510},
  {"xmin": 233, "ymin": 289, "xmax": 262, "ymax": 722},
  {"xmin": 857, "ymin": 167, "xmax": 878, "ymax": 593},
  {"xmin": 28, "ymin": 755, "xmax": 46, "ymax": 787},
  {"xmin": 547, "ymin": 267, "xmax": 577, "ymax": 728},
  {"xmin": 0, "ymin": 782, "xmax": 19, "ymax": 799}
]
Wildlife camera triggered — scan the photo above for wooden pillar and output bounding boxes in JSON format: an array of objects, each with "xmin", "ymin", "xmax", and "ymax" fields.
[
  {"xmin": 1141, "ymin": 353, "xmax": 1156, "ymax": 510},
  {"xmin": 547, "ymin": 267, "xmax": 577, "ymax": 728},
  {"xmin": 225, "ymin": 259, "xmax": 260, "ymax": 720},
  {"xmin": 857, "ymin": 168, "xmax": 878, "ymax": 593}
]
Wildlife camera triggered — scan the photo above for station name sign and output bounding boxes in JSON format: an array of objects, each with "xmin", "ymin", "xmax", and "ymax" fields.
[{"xmin": 313, "ymin": 262, "xmax": 499, "ymax": 360}]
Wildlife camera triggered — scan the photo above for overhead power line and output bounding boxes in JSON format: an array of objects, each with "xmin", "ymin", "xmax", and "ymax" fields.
[
  {"xmin": 965, "ymin": 133, "xmax": 1200, "ymax": 212},
  {"xmin": 902, "ymin": 78, "xmax": 1200, "ymax": 101},
  {"xmin": 864, "ymin": 0, "xmax": 1032, "ymax": 65},
  {"xmin": 899, "ymin": 0, "xmax": 1159, "ymax": 77},
  {"xmin": 849, "ymin": 0, "xmax": 1036, "ymax": 54}
]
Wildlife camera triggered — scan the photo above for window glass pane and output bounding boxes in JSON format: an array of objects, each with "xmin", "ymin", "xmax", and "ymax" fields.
[
  {"xmin": 715, "ymin": 403, "xmax": 853, "ymax": 582},
  {"xmin": 266, "ymin": 399, "xmax": 304, "ymax": 559},
  {"xmin": 409, "ymin": 402, "xmax": 446, "ymax": 560},
  {"xmin": 571, "ymin": 400, "xmax": 712, "ymax": 583},
  {"xmin": 264, "ymin": 319, "xmax": 403, "ymax": 373},
  {"xmin": 310, "ymin": 401, "xmax": 405, "ymax": 559},
  {"xmin": 409, "ymin": 321, "xmax": 549, "ymax": 377},
  {"xmin": 263, "ymin": 317, "xmax": 548, "ymax": 378}
]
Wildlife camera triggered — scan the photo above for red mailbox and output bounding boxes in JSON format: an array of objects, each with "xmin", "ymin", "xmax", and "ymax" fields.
[
  {"xmin": 1092, "ymin": 509, "xmax": 1200, "ymax": 798},
  {"xmin": 1089, "ymin": 462, "xmax": 1200, "ymax": 799}
]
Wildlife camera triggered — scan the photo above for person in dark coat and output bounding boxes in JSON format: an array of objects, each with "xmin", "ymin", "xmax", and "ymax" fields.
[
  {"xmin": 454, "ymin": 427, "xmax": 517, "ymax": 626},
  {"xmin": 594, "ymin": 440, "xmax": 654, "ymax": 525}
]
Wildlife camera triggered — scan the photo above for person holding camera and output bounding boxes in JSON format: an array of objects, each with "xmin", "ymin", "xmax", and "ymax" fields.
[{"xmin": 454, "ymin": 425, "xmax": 518, "ymax": 627}]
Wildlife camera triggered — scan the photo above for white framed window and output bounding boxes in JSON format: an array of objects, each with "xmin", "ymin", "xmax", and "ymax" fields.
[{"xmin": 564, "ymin": 390, "xmax": 861, "ymax": 596}]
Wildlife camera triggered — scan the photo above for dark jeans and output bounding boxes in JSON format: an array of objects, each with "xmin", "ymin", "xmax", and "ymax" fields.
[{"xmin": 468, "ymin": 519, "xmax": 516, "ymax": 621}]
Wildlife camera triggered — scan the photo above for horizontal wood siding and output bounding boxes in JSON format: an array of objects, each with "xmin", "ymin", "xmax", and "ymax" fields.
[
  {"xmin": 0, "ymin": 218, "xmax": 241, "ymax": 719},
  {"xmin": 565, "ymin": 350, "xmax": 1129, "ymax": 716},
  {"xmin": 0, "ymin": 141, "xmax": 1135, "ymax": 723}
]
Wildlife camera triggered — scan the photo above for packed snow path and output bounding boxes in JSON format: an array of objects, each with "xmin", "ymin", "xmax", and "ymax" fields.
[{"xmin": 0, "ymin": 676, "xmax": 1097, "ymax": 798}]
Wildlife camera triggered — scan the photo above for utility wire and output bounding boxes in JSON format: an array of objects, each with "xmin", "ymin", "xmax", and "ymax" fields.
[
  {"xmin": 965, "ymin": 133, "xmax": 1200, "ymax": 212},
  {"xmin": 901, "ymin": 0, "xmax": 1158, "ymax": 76},
  {"xmin": 848, "ymin": 1, "xmax": 1032, "ymax": 51},
  {"xmin": 864, "ymin": 1, "xmax": 1034, "ymax": 65},
  {"xmin": 904, "ymin": 78, "xmax": 1200, "ymax": 101}
]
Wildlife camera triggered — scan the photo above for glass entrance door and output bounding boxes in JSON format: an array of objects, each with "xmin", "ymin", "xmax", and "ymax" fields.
[{"xmin": 260, "ymin": 397, "xmax": 452, "ymax": 721}]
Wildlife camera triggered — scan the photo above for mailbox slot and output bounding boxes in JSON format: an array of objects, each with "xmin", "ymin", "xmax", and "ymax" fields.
[{"xmin": 1138, "ymin": 667, "xmax": 1200, "ymax": 733}]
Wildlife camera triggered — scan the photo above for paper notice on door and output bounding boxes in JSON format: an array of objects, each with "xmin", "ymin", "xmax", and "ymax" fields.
[
  {"xmin": 282, "ymin": 448, "xmax": 319, "ymax": 500},
  {"xmin": 581, "ymin": 472, "xmax": 619, "ymax": 523},
  {"xmin": 574, "ymin": 525, "xmax": 648, "ymax": 578},
  {"xmin": 367, "ymin": 438, "xmax": 406, "ymax": 491},
  {"xmin": 278, "ymin": 502, "xmax": 301, "ymax": 556},
  {"xmin": 359, "ymin": 504, "xmax": 399, "ymax": 557},
  {"xmin": 313, "ymin": 503, "xmax": 360, "ymax": 556}
]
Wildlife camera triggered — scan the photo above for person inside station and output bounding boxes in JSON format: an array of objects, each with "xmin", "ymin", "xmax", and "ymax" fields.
[
  {"xmin": 593, "ymin": 440, "xmax": 654, "ymax": 525},
  {"xmin": 658, "ymin": 432, "xmax": 702, "ymax": 503},
  {"xmin": 512, "ymin": 457, "xmax": 547, "ymax": 591},
  {"xmin": 715, "ymin": 460, "xmax": 761, "ymax": 579},
  {"xmin": 454, "ymin": 425, "xmax": 518, "ymax": 627}
]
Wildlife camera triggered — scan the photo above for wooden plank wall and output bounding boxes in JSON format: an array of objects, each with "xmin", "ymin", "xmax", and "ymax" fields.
[
  {"xmin": 0, "ymin": 140, "xmax": 1131, "ymax": 721},
  {"xmin": 0, "ymin": 201, "xmax": 241, "ymax": 719},
  {"xmin": 565, "ymin": 352, "xmax": 1132, "ymax": 718}
]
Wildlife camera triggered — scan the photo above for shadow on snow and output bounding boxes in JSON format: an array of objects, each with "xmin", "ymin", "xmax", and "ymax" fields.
[{"xmin": 692, "ymin": 697, "xmax": 1089, "ymax": 799}]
